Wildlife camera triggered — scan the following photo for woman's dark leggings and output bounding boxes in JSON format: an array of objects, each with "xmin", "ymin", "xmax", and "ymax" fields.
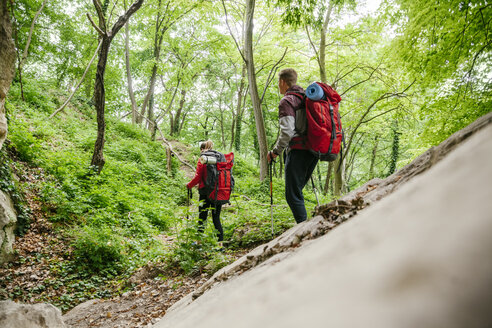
[{"xmin": 198, "ymin": 193, "xmax": 224, "ymax": 241}]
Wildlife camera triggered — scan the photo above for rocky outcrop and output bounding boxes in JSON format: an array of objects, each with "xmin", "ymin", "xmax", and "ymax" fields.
[
  {"xmin": 0, "ymin": 300, "xmax": 67, "ymax": 328},
  {"xmin": 0, "ymin": 0, "xmax": 16, "ymax": 149},
  {"xmin": 153, "ymin": 113, "xmax": 492, "ymax": 328},
  {"xmin": 0, "ymin": 0, "xmax": 16, "ymax": 265},
  {"xmin": 0, "ymin": 190, "xmax": 16, "ymax": 264}
]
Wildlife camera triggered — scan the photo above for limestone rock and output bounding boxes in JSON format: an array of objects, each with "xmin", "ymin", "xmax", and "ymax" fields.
[
  {"xmin": 0, "ymin": 0, "xmax": 16, "ymax": 149},
  {"xmin": 0, "ymin": 190, "xmax": 16, "ymax": 264},
  {"xmin": 153, "ymin": 121, "xmax": 492, "ymax": 328},
  {"xmin": 0, "ymin": 300, "xmax": 67, "ymax": 328},
  {"xmin": 63, "ymin": 299, "xmax": 100, "ymax": 326}
]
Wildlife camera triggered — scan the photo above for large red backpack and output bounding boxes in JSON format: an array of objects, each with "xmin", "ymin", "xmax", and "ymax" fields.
[
  {"xmin": 202, "ymin": 150, "xmax": 235, "ymax": 204},
  {"xmin": 288, "ymin": 82, "xmax": 343, "ymax": 161}
]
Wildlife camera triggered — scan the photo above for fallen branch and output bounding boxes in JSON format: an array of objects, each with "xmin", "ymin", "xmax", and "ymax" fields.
[
  {"xmin": 142, "ymin": 114, "xmax": 196, "ymax": 172},
  {"xmin": 49, "ymin": 40, "xmax": 102, "ymax": 119}
]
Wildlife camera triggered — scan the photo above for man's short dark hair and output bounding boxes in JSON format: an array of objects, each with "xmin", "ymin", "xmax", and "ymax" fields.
[{"xmin": 279, "ymin": 68, "xmax": 297, "ymax": 87}]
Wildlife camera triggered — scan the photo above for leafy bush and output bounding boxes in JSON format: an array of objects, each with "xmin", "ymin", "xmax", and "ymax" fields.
[
  {"xmin": 9, "ymin": 80, "xmax": 57, "ymax": 114},
  {"xmin": 72, "ymin": 225, "xmax": 127, "ymax": 272},
  {"xmin": 6, "ymin": 120, "xmax": 42, "ymax": 163}
]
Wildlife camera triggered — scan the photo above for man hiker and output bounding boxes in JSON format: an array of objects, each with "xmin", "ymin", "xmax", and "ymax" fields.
[
  {"xmin": 267, "ymin": 68, "xmax": 319, "ymax": 224},
  {"xmin": 186, "ymin": 140, "xmax": 224, "ymax": 243}
]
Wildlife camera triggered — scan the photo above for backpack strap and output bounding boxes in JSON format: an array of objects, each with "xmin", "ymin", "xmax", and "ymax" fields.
[{"xmin": 285, "ymin": 91, "xmax": 305, "ymax": 104}]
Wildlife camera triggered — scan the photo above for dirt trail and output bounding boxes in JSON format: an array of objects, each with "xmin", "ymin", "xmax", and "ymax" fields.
[{"xmin": 167, "ymin": 139, "xmax": 196, "ymax": 179}]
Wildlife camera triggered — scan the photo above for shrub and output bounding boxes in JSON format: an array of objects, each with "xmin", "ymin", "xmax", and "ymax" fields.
[
  {"xmin": 7, "ymin": 121, "xmax": 43, "ymax": 163},
  {"xmin": 72, "ymin": 225, "xmax": 127, "ymax": 272}
]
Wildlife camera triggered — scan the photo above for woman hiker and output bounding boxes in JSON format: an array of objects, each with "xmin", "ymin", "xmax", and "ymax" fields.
[{"xmin": 186, "ymin": 140, "xmax": 224, "ymax": 244}]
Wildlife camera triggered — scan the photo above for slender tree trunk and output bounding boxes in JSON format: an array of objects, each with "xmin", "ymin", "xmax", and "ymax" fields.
[
  {"xmin": 203, "ymin": 116, "xmax": 209, "ymax": 139},
  {"xmin": 135, "ymin": 0, "xmax": 194, "ymax": 125},
  {"xmin": 138, "ymin": 63, "xmax": 158, "ymax": 125},
  {"xmin": 149, "ymin": 93, "xmax": 158, "ymax": 140},
  {"xmin": 388, "ymin": 121, "xmax": 400, "ymax": 176},
  {"xmin": 172, "ymin": 89, "xmax": 186, "ymax": 136},
  {"xmin": 136, "ymin": 6, "xmax": 162, "ymax": 125},
  {"xmin": 0, "ymin": 0, "xmax": 16, "ymax": 150},
  {"xmin": 324, "ymin": 162, "xmax": 333, "ymax": 195},
  {"xmin": 369, "ymin": 135, "xmax": 379, "ymax": 179},
  {"xmin": 244, "ymin": 0, "xmax": 268, "ymax": 180},
  {"xmin": 333, "ymin": 155, "xmax": 344, "ymax": 197},
  {"xmin": 89, "ymin": 0, "xmax": 144, "ymax": 173},
  {"xmin": 319, "ymin": 0, "xmax": 333, "ymax": 83},
  {"xmin": 315, "ymin": 1, "xmax": 342, "ymax": 195},
  {"xmin": 232, "ymin": 64, "xmax": 247, "ymax": 151},
  {"xmin": 19, "ymin": 0, "xmax": 47, "ymax": 70},
  {"xmin": 217, "ymin": 82, "xmax": 227, "ymax": 149},
  {"xmin": 220, "ymin": 108, "xmax": 226, "ymax": 150},
  {"xmin": 178, "ymin": 110, "xmax": 187, "ymax": 134},
  {"xmin": 169, "ymin": 113, "xmax": 174, "ymax": 136},
  {"xmin": 124, "ymin": 12, "xmax": 137, "ymax": 124},
  {"xmin": 14, "ymin": 0, "xmax": 48, "ymax": 101},
  {"xmin": 50, "ymin": 40, "xmax": 102, "ymax": 119},
  {"xmin": 166, "ymin": 147, "xmax": 171, "ymax": 173},
  {"xmin": 137, "ymin": 0, "xmax": 166, "ymax": 125},
  {"xmin": 91, "ymin": 37, "xmax": 111, "ymax": 172}
]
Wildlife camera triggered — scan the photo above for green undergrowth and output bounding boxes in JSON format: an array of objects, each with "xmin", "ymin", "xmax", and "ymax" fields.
[{"xmin": 3, "ymin": 80, "xmax": 328, "ymax": 309}]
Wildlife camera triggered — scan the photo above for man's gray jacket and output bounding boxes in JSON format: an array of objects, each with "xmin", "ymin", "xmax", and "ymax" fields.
[{"xmin": 272, "ymin": 85, "xmax": 305, "ymax": 155}]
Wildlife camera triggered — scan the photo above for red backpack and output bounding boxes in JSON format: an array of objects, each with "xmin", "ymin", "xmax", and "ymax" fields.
[
  {"xmin": 202, "ymin": 151, "xmax": 235, "ymax": 204},
  {"xmin": 288, "ymin": 82, "xmax": 343, "ymax": 161}
]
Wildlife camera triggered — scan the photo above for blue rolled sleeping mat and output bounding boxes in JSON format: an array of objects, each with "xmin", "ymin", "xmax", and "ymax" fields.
[{"xmin": 305, "ymin": 82, "xmax": 325, "ymax": 101}]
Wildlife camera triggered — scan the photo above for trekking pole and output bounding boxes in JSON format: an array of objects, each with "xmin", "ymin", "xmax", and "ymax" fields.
[
  {"xmin": 310, "ymin": 176, "xmax": 320, "ymax": 207},
  {"xmin": 186, "ymin": 188, "xmax": 192, "ymax": 220},
  {"xmin": 269, "ymin": 155, "xmax": 275, "ymax": 238}
]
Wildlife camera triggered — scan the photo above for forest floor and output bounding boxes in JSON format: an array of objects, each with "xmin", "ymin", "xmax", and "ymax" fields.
[
  {"xmin": 0, "ymin": 140, "xmax": 252, "ymax": 327},
  {"xmin": 0, "ymin": 189, "xmax": 251, "ymax": 327}
]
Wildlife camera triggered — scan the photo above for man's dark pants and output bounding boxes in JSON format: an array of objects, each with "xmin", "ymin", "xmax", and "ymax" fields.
[{"xmin": 284, "ymin": 149, "xmax": 319, "ymax": 223}]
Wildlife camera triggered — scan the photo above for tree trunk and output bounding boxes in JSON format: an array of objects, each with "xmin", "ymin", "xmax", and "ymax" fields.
[
  {"xmin": 138, "ymin": 63, "xmax": 158, "ymax": 125},
  {"xmin": 333, "ymin": 155, "xmax": 344, "ymax": 197},
  {"xmin": 232, "ymin": 64, "xmax": 247, "ymax": 151},
  {"xmin": 217, "ymin": 82, "xmax": 227, "ymax": 149},
  {"xmin": 369, "ymin": 135, "xmax": 379, "ymax": 179},
  {"xmin": 172, "ymin": 89, "xmax": 186, "ymax": 136},
  {"xmin": 244, "ymin": 0, "xmax": 268, "ymax": 180},
  {"xmin": 149, "ymin": 93, "xmax": 158, "ymax": 140},
  {"xmin": 319, "ymin": 1, "xmax": 333, "ymax": 83},
  {"xmin": 50, "ymin": 40, "xmax": 102, "ymax": 119},
  {"xmin": 19, "ymin": 0, "xmax": 47, "ymax": 71},
  {"xmin": 388, "ymin": 121, "xmax": 400, "ymax": 176},
  {"xmin": 91, "ymin": 37, "xmax": 111, "ymax": 172},
  {"xmin": 137, "ymin": 0, "xmax": 163, "ymax": 125},
  {"xmin": 0, "ymin": 0, "xmax": 16, "ymax": 150},
  {"xmin": 14, "ymin": 0, "xmax": 47, "ymax": 101},
  {"xmin": 318, "ymin": 1, "xmax": 336, "ymax": 192},
  {"xmin": 124, "ymin": 15, "xmax": 137, "ymax": 124},
  {"xmin": 89, "ymin": 0, "xmax": 144, "ymax": 173},
  {"xmin": 324, "ymin": 162, "xmax": 333, "ymax": 195},
  {"xmin": 166, "ymin": 146, "xmax": 172, "ymax": 173}
]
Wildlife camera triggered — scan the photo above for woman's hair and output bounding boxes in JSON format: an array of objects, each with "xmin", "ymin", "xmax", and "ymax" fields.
[{"xmin": 200, "ymin": 140, "xmax": 214, "ymax": 151}]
